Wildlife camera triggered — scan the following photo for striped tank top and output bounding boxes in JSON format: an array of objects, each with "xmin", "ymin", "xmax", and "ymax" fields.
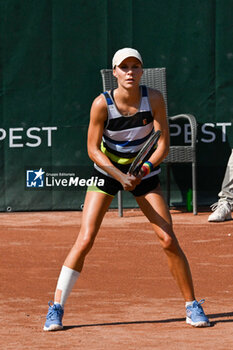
[{"xmin": 94, "ymin": 85, "xmax": 161, "ymax": 178}]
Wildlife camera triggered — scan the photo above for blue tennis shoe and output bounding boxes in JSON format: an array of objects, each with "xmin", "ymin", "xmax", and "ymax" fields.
[
  {"xmin": 186, "ymin": 299, "xmax": 210, "ymax": 327},
  {"xmin": 43, "ymin": 301, "xmax": 64, "ymax": 331}
]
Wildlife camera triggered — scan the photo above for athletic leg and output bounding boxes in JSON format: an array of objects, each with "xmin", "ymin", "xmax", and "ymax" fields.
[
  {"xmin": 44, "ymin": 191, "xmax": 113, "ymax": 331},
  {"xmin": 62, "ymin": 190, "xmax": 113, "ymax": 272},
  {"xmin": 136, "ymin": 185, "xmax": 209, "ymax": 327},
  {"xmin": 218, "ymin": 149, "xmax": 233, "ymax": 207},
  {"xmin": 136, "ymin": 185, "xmax": 195, "ymax": 301}
]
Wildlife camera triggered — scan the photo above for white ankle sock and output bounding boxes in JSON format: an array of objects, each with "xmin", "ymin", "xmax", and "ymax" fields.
[
  {"xmin": 185, "ymin": 300, "xmax": 195, "ymax": 307},
  {"xmin": 55, "ymin": 265, "xmax": 80, "ymax": 308}
]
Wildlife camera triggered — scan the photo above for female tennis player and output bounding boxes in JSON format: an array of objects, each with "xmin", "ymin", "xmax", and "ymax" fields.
[{"xmin": 44, "ymin": 48, "xmax": 209, "ymax": 331}]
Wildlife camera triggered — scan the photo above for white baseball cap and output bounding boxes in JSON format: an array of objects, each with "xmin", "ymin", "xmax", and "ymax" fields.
[{"xmin": 112, "ymin": 48, "xmax": 143, "ymax": 68}]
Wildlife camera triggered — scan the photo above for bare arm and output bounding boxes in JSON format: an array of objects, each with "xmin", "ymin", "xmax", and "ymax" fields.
[
  {"xmin": 87, "ymin": 94, "xmax": 114, "ymax": 170},
  {"xmin": 147, "ymin": 88, "xmax": 170, "ymax": 167},
  {"xmin": 87, "ymin": 94, "xmax": 141, "ymax": 190}
]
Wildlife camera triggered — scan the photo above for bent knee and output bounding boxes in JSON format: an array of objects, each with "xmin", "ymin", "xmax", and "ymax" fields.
[
  {"xmin": 161, "ymin": 235, "xmax": 173, "ymax": 250},
  {"xmin": 74, "ymin": 230, "xmax": 97, "ymax": 255},
  {"xmin": 79, "ymin": 237, "xmax": 95, "ymax": 254},
  {"xmin": 159, "ymin": 232, "xmax": 179, "ymax": 251}
]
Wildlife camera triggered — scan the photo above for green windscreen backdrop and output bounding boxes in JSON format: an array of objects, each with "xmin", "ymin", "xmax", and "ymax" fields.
[{"xmin": 0, "ymin": 0, "xmax": 232, "ymax": 211}]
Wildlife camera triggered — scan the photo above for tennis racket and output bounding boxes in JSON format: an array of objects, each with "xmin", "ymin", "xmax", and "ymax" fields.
[{"xmin": 128, "ymin": 130, "xmax": 161, "ymax": 176}]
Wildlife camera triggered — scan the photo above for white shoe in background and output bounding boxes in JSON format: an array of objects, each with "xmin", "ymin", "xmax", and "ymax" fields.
[{"xmin": 208, "ymin": 201, "xmax": 232, "ymax": 222}]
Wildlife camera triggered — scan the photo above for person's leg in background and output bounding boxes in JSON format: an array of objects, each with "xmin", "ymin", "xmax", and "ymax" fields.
[{"xmin": 208, "ymin": 150, "xmax": 233, "ymax": 222}]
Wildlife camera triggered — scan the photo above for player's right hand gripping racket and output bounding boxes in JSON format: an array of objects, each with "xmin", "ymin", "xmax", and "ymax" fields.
[{"xmin": 128, "ymin": 130, "xmax": 161, "ymax": 176}]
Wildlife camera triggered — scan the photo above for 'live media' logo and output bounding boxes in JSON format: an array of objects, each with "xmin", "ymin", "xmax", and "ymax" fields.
[
  {"xmin": 25, "ymin": 167, "xmax": 105, "ymax": 190},
  {"xmin": 26, "ymin": 168, "xmax": 45, "ymax": 187}
]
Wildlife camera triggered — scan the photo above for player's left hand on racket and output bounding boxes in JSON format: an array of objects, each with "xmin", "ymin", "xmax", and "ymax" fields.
[
  {"xmin": 136, "ymin": 166, "xmax": 148, "ymax": 178},
  {"xmin": 119, "ymin": 172, "xmax": 141, "ymax": 191}
]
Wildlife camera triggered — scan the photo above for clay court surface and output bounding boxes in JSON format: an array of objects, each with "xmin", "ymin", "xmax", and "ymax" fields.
[{"xmin": 1, "ymin": 208, "xmax": 233, "ymax": 349}]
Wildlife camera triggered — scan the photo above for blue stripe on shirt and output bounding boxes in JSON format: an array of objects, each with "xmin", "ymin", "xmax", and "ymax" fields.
[{"xmin": 103, "ymin": 129, "xmax": 153, "ymax": 147}]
